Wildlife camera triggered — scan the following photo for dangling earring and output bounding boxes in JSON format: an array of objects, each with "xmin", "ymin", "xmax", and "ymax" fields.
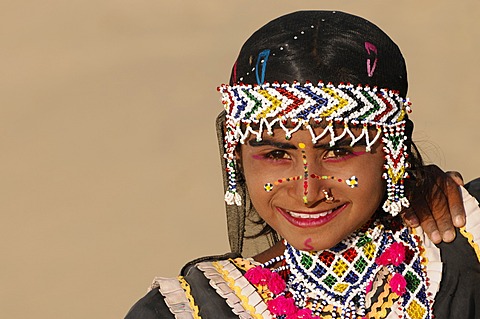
[{"xmin": 323, "ymin": 189, "xmax": 335, "ymax": 204}]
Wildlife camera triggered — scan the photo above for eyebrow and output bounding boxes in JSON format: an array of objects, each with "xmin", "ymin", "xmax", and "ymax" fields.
[
  {"xmin": 314, "ymin": 138, "xmax": 367, "ymax": 149},
  {"xmin": 248, "ymin": 139, "xmax": 297, "ymax": 149}
]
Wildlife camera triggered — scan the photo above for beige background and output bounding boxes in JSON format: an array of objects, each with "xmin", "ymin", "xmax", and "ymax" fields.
[{"xmin": 1, "ymin": 1, "xmax": 479, "ymax": 318}]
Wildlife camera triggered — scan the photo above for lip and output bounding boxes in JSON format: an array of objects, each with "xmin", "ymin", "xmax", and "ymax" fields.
[{"xmin": 276, "ymin": 203, "xmax": 349, "ymax": 228}]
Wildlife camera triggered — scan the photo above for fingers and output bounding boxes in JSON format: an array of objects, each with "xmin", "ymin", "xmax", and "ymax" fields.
[
  {"xmin": 425, "ymin": 168, "xmax": 461, "ymax": 242},
  {"xmin": 444, "ymin": 175, "xmax": 466, "ymax": 228},
  {"xmin": 428, "ymin": 191, "xmax": 457, "ymax": 243},
  {"xmin": 408, "ymin": 196, "xmax": 444, "ymax": 244},
  {"xmin": 402, "ymin": 210, "xmax": 419, "ymax": 228},
  {"xmin": 446, "ymin": 171, "xmax": 464, "ymax": 186},
  {"xmin": 408, "ymin": 165, "xmax": 465, "ymax": 243}
]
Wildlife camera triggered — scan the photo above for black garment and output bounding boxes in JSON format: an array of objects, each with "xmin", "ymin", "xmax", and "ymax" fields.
[
  {"xmin": 125, "ymin": 253, "xmax": 241, "ymax": 319},
  {"xmin": 433, "ymin": 228, "xmax": 480, "ymax": 318},
  {"xmin": 125, "ymin": 234, "xmax": 480, "ymax": 319}
]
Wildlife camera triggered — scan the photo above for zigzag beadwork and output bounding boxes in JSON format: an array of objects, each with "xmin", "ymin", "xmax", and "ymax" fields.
[{"xmin": 219, "ymin": 82, "xmax": 409, "ymax": 126}]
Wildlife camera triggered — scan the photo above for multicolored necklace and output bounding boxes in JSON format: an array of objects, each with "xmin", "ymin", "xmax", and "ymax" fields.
[{"xmin": 245, "ymin": 221, "xmax": 433, "ymax": 319}]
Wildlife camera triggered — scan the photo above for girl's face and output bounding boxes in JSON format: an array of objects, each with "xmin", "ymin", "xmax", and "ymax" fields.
[{"xmin": 238, "ymin": 126, "xmax": 386, "ymax": 251}]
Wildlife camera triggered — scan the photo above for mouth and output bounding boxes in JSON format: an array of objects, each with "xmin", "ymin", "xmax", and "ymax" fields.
[
  {"xmin": 288, "ymin": 210, "xmax": 334, "ymax": 218},
  {"xmin": 276, "ymin": 203, "xmax": 348, "ymax": 228}
]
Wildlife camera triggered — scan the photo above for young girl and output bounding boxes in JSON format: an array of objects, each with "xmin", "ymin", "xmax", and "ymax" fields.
[{"xmin": 126, "ymin": 11, "xmax": 479, "ymax": 319}]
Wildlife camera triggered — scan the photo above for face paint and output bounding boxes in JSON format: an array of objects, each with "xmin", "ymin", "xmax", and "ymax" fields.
[
  {"xmin": 303, "ymin": 238, "xmax": 314, "ymax": 250},
  {"xmin": 346, "ymin": 176, "xmax": 359, "ymax": 188},
  {"xmin": 310, "ymin": 174, "xmax": 359, "ymax": 188},
  {"xmin": 263, "ymin": 176, "xmax": 303, "ymax": 192},
  {"xmin": 299, "ymin": 143, "xmax": 309, "ymax": 204},
  {"xmin": 264, "ymin": 174, "xmax": 359, "ymax": 192}
]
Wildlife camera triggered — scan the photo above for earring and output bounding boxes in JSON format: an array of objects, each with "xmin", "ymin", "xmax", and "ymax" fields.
[{"xmin": 323, "ymin": 189, "xmax": 335, "ymax": 204}]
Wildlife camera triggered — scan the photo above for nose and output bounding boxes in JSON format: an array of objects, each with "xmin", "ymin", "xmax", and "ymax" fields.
[
  {"xmin": 301, "ymin": 170, "xmax": 330, "ymax": 207},
  {"xmin": 295, "ymin": 143, "xmax": 329, "ymax": 206}
]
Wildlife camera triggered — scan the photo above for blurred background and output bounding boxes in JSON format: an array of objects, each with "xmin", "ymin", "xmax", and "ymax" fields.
[{"xmin": 1, "ymin": 0, "xmax": 479, "ymax": 318}]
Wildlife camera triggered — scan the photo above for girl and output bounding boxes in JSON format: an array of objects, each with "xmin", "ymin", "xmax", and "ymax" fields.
[{"xmin": 126, "ymin": 11, "xmax": 479, "ymax": 319}]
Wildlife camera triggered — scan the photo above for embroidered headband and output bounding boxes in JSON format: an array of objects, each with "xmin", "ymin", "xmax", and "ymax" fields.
[{"xmin": 218, "ymin": 81, "xmax": 412, "ymax": 216}]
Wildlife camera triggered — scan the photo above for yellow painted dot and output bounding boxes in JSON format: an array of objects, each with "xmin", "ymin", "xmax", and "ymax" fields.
[{"xmin": 298, "ymin": 142, "xmax": 306, "ymax": 149}]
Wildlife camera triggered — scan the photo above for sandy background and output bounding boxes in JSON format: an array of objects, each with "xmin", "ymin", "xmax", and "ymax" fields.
[{"xmin": 1, "ymin": 0, "xmax": 479, "ymax": 318}]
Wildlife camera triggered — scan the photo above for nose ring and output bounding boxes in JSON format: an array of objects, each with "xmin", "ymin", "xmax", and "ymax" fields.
[{"xmin": 323, "ymin": 189, "xmax": 335, "ymax": 204}]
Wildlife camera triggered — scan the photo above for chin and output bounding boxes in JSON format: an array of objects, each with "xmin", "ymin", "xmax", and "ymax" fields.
[{"xmin": 286, "ymin": 233, "xmax": 346, "ymax": 252}]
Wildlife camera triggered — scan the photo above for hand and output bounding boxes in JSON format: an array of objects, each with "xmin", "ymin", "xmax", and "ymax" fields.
[{"xmin": 402, "ymin": 165, "xmax": 466, "ymax": 244}]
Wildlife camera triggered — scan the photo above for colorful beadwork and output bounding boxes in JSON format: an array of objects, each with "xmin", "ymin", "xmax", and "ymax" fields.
[
  {"xmin": 246, "ymin": 222, "xmax": 433, "ymax": 319},
  {"xmin": 264, "ymin": 174, "xmax": 359, "ymax": 193},
  {"xmin": 346, "ymin": 176, "xmax": 359, "ymax": 188},
  {"xmin": 218, "ymin": 81, "xmax": 411, "ymax": 216}
]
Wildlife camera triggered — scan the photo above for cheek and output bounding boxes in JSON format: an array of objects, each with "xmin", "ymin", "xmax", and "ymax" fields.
[
  {"xmin": 354, "ymin": 157, "xmax": 386, "ymax": 202},
  {"xmin": 241, "ymin": 157, "xmax": 273, "ymax": 204}
]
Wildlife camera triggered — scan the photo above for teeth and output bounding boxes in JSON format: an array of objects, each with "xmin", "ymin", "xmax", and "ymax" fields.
[{"xmin": 288, "ymin": 210, "xmax": 333, "ymax": 218}]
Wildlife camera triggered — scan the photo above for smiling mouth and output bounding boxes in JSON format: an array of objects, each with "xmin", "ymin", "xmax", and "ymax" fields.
[
  {"xmin": 276, "ymin": 203, "xmax": 348, "ymax": 227},
  {"xmin": 288, "ymin": 210, "xmax": 334, "ymax": 218}
]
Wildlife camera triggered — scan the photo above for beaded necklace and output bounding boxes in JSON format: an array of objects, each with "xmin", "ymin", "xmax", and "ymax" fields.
[{"xmin": 245, "ymin": 221, "xmax": 433, "ymax": 319}]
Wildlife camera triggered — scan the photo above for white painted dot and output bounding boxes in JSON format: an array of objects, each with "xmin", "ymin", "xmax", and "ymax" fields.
[
  {"xmin": 239, "ymin": 77, "xmax": 243, "ymax": 81},
  {"xmin": 246, "ymin": 72, "xmax": 249, "ymax": 75},
  {"xmin": 280, "ymin": 47, "xmax": 284, "ymax": 50},
  {"xmin": 294, "ymin": 36, "xmax": 298, "ymax": 39},
  {"xmin": 311, "ymin": 25, "xmax": 314, "ymax": 28},
  {"xmin": 301, "ymin": 31, "xmax": 305, "ymax": 34}
]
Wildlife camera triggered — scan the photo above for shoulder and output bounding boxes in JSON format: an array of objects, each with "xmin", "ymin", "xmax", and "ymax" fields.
[
  {"xmin": 124, "ymin": 287, "xmax": 172, "ymax": 319},
  {"xmin": 419, "ymin": 187, "xmax": 480, "ymax": 319},
  {"xmin": 124, "ymin": 253, "xmax": 265, "ymax": 319}
]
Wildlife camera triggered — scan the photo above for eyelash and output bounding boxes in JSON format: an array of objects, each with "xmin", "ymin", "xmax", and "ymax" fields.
[
  {"xmin": 263, "ymin": 150, "xmax": 291, "ymax": 161},
  {"xmin": 323, "ymin": 147, "xmax": 355, "ymax": 161},
  {"xmin": 261, "ymin": 147, "xmax": 355, "ymax": 162}
]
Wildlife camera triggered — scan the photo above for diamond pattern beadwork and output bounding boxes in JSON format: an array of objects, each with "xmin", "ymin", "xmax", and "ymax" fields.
[{"xmin": 281, "ymin": 222, "xmax": 433, "ymax": 319}]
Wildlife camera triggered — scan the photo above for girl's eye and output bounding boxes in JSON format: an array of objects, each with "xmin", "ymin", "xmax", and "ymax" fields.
[
  {"xmin": 265, "ymin": 150, "xmax": 291, "ymax": 160},
  {"xmin": 323, "ymin": 148, "xmax": 353, "ymax": 159}
]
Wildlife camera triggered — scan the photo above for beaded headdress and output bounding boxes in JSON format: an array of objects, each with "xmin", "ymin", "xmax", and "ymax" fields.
[
  {"xmin": 218, "ymin": 10, "xmax": 413, "ymax": 254},
  {"xmin": 219, "ymin": 81, "xmax": 411, "ymax": 216}
]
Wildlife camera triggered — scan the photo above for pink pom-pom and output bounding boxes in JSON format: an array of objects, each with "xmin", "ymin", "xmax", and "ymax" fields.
[
  {"xmin": 292, "ymin": 308, "xmax": 314, "ymax": 319},
  {"xmin": 245, "ymin": 266, "xmax": 271, "ymax": 285},
  {"xmin": 267, "ymin": 295, "xmax": 297, "ymax": 316},
  {"xmin": 376, "ymin": 242, "xmax": 406, "ymax": 266},
  {"xmin": 390, "ymin": 273, "xmax": 407, "ymax": 296},
  {"xmin": 267, "ymin": 272, "xmax": 286, "ymax": 295}
]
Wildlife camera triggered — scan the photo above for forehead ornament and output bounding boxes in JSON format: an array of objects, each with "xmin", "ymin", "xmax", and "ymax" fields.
[{"xmin": 218, "ymin": 81, "xmax": 412, "ymax": 216}]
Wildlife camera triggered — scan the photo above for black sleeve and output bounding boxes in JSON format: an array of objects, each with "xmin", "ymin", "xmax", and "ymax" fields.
[
  {"xmin": 124, "ymin": 289, "xmax": 174, "ymax": 319},
  {"xmin": 433, "ymin": 228, "xmax": 480, "ymax": 319},
  {"xmin": 124, "ymin": 252, "xmax": 241, "ymax": 319}
]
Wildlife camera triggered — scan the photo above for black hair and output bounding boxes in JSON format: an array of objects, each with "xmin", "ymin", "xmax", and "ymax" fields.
[{"xmin": 230, "ymin": 11, "xmax": 408, "ymax": 97}]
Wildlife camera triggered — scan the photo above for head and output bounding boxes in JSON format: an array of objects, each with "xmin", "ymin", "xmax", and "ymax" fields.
[{"xmin": 218, "ymin": 11, "xmax": 414, "ymax": 253}]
